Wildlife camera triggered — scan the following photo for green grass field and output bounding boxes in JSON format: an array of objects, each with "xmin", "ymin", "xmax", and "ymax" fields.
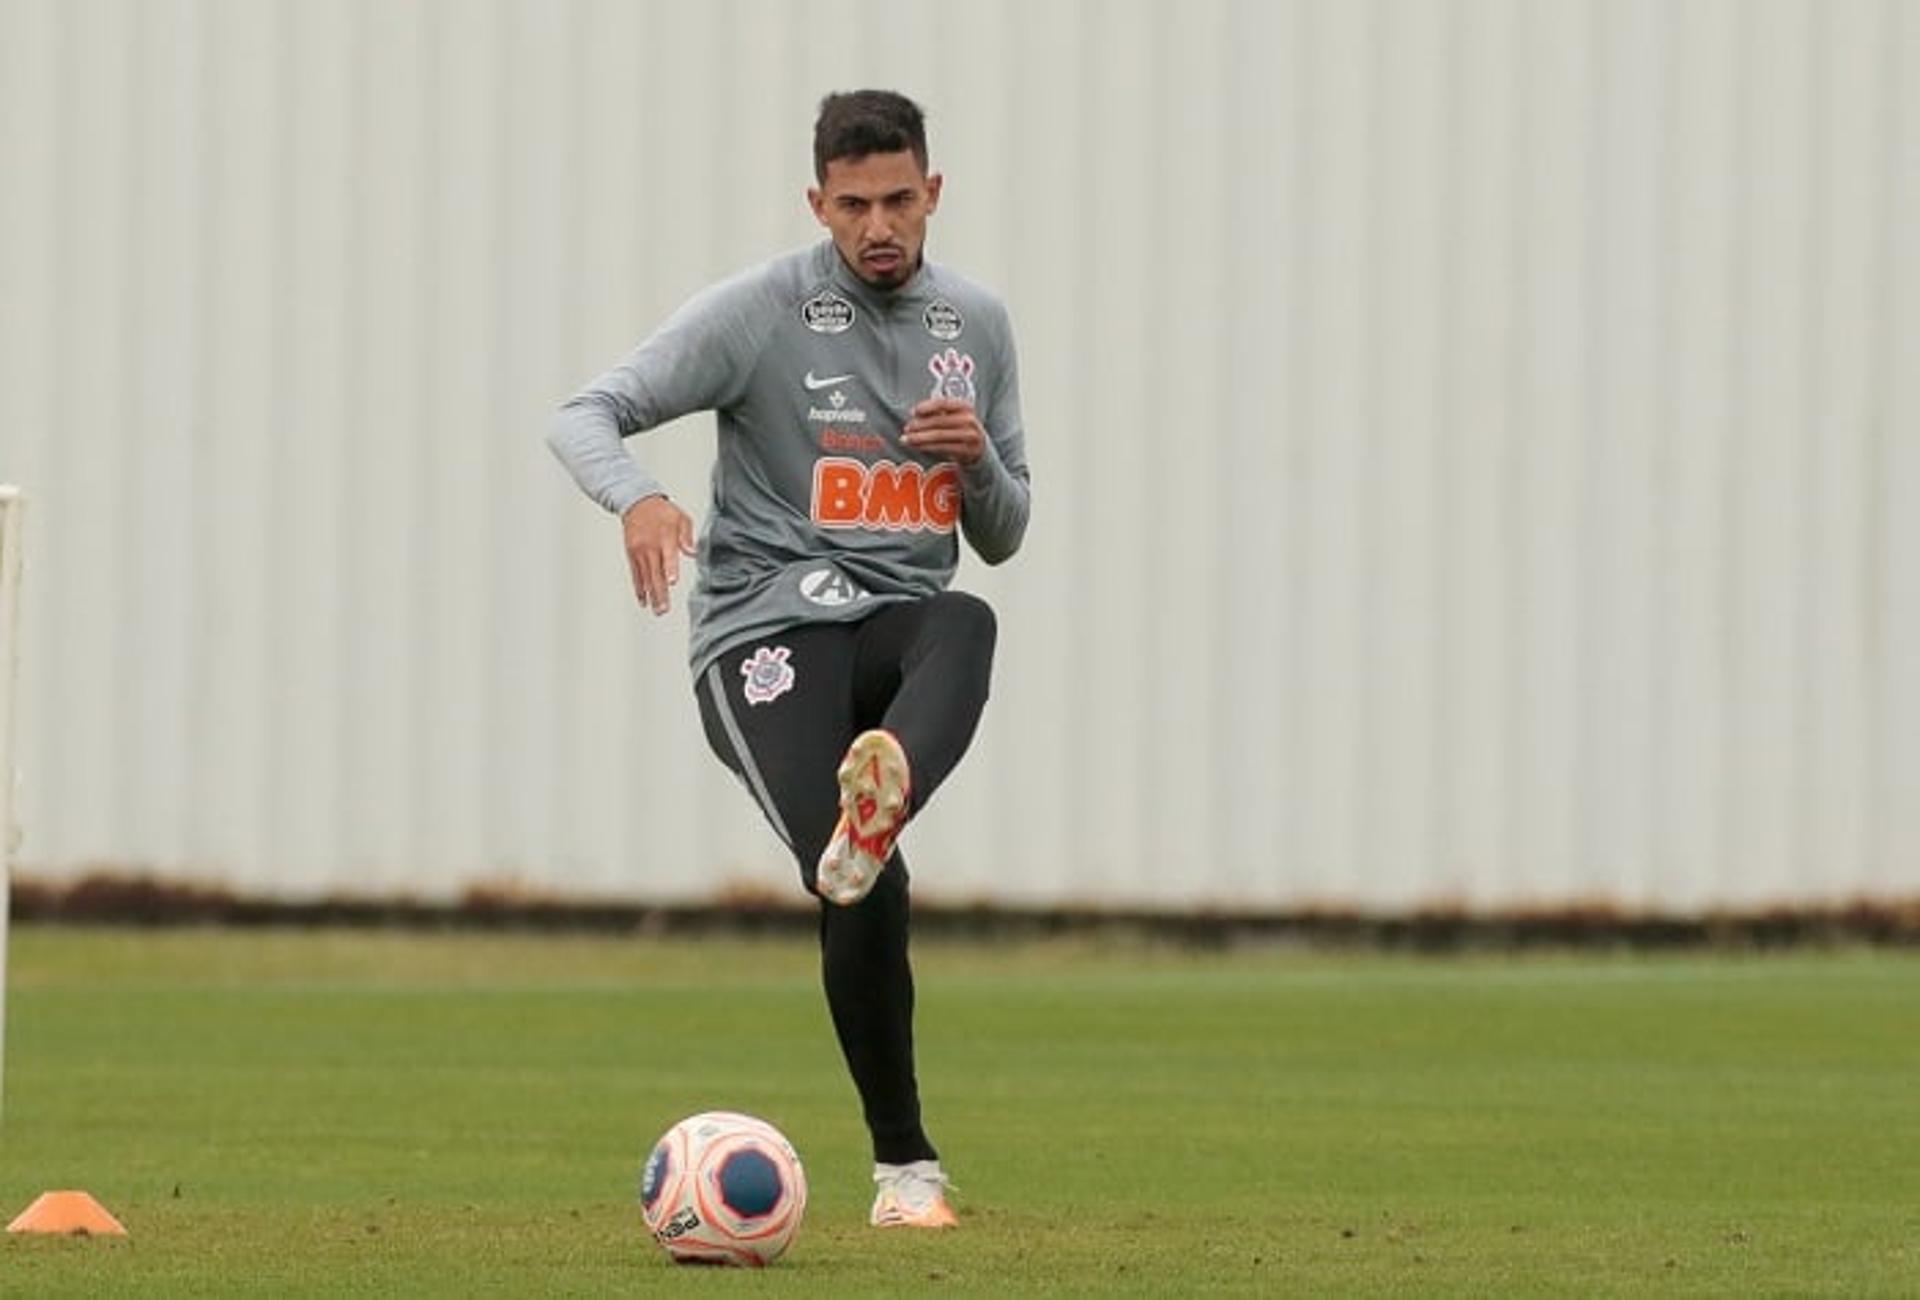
[{"xmin": 0, "ymin": 927, "xmax": 1914, "ymax": 1296}]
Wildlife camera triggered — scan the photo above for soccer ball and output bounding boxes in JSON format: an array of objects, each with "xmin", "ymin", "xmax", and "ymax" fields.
[{"xmin": 639, "ymin": 1111, "xmax": 807, "ymax": 1267}]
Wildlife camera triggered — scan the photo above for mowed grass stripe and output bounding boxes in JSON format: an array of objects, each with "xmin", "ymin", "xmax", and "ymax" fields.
[{"xmin": 1, "ymin": 928, "xmax": 1914, "ymax": 1296}]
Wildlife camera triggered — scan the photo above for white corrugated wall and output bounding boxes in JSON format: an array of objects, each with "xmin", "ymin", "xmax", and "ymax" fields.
[{"xmin": 0, "ymin": 0, "xmax": 1913, "ymax": 911}]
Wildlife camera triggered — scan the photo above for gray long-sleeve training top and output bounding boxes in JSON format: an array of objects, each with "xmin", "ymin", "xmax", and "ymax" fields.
[{"xmin": 548, "ymin": 240, "xmax": 1032, "ymax": 675}]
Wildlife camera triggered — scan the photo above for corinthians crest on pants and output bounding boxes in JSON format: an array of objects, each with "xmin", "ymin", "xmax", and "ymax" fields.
[
  {"xmin": 927, "ymin": 348, "xmax": 977, "ymax": 405},
  {"xmin": 741, "ymin": 645, "xmax": 795, "ymax": 705}
]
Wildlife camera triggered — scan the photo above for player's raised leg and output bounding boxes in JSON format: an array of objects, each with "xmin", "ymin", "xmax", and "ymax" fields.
[
  {"xmin": 816, "ymin": 728, "xmax": 912, "ymax": 906},
  {"xmin": 815, "ymin": 592, "xmax": 998, "ymax": 907}
]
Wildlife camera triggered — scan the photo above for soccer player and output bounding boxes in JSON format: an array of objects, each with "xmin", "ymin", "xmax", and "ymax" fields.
[{"xmin": 547, "ymin": 90, "xmax": 1030, "ymax": 1230}]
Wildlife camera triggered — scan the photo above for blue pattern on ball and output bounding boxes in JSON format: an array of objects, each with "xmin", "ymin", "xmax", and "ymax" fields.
[
  {"xmin": 640, "ymin": 1143, "xmax": 671, "ymax": 1210},
  {"xmin": 717, "ymin": 1148, "xmax": 783, "ymax": 1218}
]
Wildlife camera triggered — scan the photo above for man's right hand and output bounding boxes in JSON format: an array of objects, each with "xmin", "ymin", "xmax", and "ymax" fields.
[{"xmin": 622, "ymin": 495, "xmax": 697, "ymax": 615}]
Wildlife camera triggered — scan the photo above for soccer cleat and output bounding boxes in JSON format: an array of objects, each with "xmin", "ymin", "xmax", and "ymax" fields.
[
  {"xmin": 815, "ymin": 729, "xmax": 911, "ymax": 906},
  {"xmin": 870, "ymin": 1160, "xmax": 958, "ymax": 1229}
]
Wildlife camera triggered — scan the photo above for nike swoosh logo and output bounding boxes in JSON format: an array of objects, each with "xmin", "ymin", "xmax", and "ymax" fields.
[{"xmin": 804, "ymin": 371, "xmax": 856, "ymax": 390}]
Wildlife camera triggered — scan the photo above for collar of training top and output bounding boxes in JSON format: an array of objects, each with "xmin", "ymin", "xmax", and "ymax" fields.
[{"xmin": 818, "ymin": 239, "xmax": 940, "ymax": 310}]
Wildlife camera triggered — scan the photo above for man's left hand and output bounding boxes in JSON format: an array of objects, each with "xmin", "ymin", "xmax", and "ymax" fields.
[{"xmin": 902, "ymin": 398, "xmax": 986, "ymax": 465}]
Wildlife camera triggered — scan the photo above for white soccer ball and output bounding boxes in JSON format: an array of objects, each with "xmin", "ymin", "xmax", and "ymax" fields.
[{"xmin": 639, "ymin": 1111, "xmax": 808, "ymax": 1267}]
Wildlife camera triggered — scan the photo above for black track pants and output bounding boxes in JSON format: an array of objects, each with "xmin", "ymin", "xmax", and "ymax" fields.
[{"xmin": 695, "ymin": 591, "xmax": 997, "ymax": 1164}]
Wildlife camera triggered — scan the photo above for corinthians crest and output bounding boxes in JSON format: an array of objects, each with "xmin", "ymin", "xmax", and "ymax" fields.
[
  {"xmin": 927, "ymin": 348, "xmax": 977, "ymax": 405},
  {"xmin": 740, "ymin": 645, "xmax": 796, "ymax": 705}
]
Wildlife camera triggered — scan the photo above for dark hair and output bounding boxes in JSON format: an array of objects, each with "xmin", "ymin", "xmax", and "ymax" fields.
[{"xmin": 813, "ymin": 90, "xmax": 928, "ymax": 181}]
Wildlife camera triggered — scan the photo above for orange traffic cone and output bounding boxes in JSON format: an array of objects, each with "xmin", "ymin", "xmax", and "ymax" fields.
[{"xmin": 6, "ymin": 1190, "xmax": 128, "ymax": 1236}]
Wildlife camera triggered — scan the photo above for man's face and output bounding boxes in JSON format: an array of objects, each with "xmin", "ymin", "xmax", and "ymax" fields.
[{"xmin": 808, "ymin": 150, "xmax": 943, "ymax": 290}]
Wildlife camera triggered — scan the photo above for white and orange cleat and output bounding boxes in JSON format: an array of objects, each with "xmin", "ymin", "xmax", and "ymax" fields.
[
  {"xmin": 870, "ymin": 1160, "xmax": 958, "ymax": 1229},
  {"xmin": 816, "ymin": 729, "xmax": 912, "ymax": 906}
]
